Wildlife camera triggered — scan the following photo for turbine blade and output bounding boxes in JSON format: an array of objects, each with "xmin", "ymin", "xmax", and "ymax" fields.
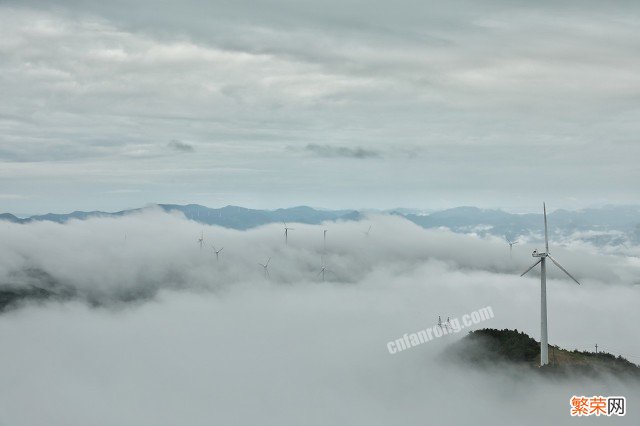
[
  {"xmin": 267, "ymin": 257, "xmax": 271, "ymax": 266},
  {"xmin": 521, "ymin": 259, "xmax": 542, "ymax": 277},
  {"xmin": 219, "ymin": 247, "xmax": 223, "ymax": 252},
  {"xmin": 544, "ymin": 202, "xmax": 549, "ymax": 253},
  {"xmin": 548, "ymin": 255, "xmax": 580, "ymax": 285}
]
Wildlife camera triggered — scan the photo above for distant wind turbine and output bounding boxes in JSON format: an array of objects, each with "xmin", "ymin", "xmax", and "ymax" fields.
[
  {"xmin": 283, "ymin": 222, "xmax": 294, "ymax": 245},
  {"xmin": 259, "ymin": 257, "xmax": 271, "ymax": 278},
  {"xmin": 317, "ymin": 256, "xmax": 333, "ymax": 282},
  {"xmin": 212, "ymin": 245, "xmax": 223, "ymax": 261},
  {"xmin": 506, "ymin": 237, "xmax": 519, "ymax": 258},
  {"xmin": 197, "ymin": 231, "xmax": 204, "ymax": 250},
  {"xmin": 521, "ymin": 203, "xmax": 580, "ymax": 367}
]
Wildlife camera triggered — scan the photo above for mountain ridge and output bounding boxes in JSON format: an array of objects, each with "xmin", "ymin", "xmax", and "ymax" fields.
[
  {"xmin": 446, "ymin": 328, "xmax": 640, "ymax": 380},
  {"xmin": 1, "ymin": 204, "xmax": 639, "ymax": 244}
]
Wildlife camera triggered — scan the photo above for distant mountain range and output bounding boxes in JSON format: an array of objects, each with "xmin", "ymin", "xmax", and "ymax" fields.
[
  {"xmin": 2, "ymin": 204, "xmax": 640, "ymax": 245},
  {"xmin": 402, "ymin": 205, "xmax": 640, "ymax": 245},
  {"xmin": 0, "ymin": 204, "xmax": 362, "ymax": 230}
]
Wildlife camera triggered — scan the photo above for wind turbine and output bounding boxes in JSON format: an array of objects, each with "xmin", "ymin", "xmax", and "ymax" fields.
[
  {"xmin": 521, "ymin": 203, "xmax": 580, "ymax": 367},
  {"xmin": 197, "ymin": 231, "xmax": 204, "ymax": 250},
  {"xmin": 212, "ymin": 245, "xmax": 223, "ymax": 261},
  {"xmin": 317, "ymin": 256, "xmax": 333, "ymax": 282},
  {"xmin": 259, "ymin": 257, "xmax": 271, "ymax": 278},
  {"xmin": 283, "ymin": 222, "xmax": 294, "ymax": 245},
  {"xmin": 506, "ymin": 237, "xmax": 519, "ymax": 258}
]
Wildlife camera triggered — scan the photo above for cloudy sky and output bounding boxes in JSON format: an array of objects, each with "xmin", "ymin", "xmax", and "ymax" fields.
[{"xmin": 1, "ymin": 0, "xmax": 639, "ymax": 214}]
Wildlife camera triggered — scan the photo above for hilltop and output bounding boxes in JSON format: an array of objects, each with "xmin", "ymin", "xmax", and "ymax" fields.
[{"xmin": 446, "ymin": 328, "xmax": 640, "ymax": 380}]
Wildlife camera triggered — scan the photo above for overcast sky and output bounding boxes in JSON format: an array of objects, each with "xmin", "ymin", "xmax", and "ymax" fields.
[{"xmin": 1, "ymin": 0, "xmax": 639, "ymax": 215}]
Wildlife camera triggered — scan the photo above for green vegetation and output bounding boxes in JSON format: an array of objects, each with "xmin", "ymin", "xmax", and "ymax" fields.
[{"xmin": 446, "ymin": 328, "xmax": 640, "ymax": 380}]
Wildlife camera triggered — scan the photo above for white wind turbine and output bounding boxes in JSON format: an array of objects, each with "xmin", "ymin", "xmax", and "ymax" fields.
[
  {"xmin": 317, "ymin": 256, "xmax": 333, "ymax": 282},
  {"xmin": 259, "ymin": 257, "xmax": 271, "ymax": 278},
  {"xmin": 506, "ymin": 237, "xmax": 519, "ymax": 258},
  {"xmin": 283, "ymin": 222, "xmax": 294, "ymax": 245},
  {"xmin": 212, "ymin": 245, "xmax": 223, "ymax": 261},
  {"xmin": 197, "ymin": 231, "xmax": 204, "ymax": 250},
  {"xmin": 521, "ymin": 203, "xmax": 580, "ymax": 366}
]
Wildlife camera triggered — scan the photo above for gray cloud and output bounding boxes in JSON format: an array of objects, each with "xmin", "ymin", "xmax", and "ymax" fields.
[
  {"xmin": 0, "ymin": 1, "xmax": 639, "ymax": 213},
  {"xmin": 0, "ymin": 3, "xmax": 639, "ymax": 422},
  {"xmin": 0, "ymin": 211, "xmax": 639, "ymax": 425},
  {"xmin": 168, "ymin": 139, "xmax": 195, "ymax": 152},
  {"xmin": 0, "ymin": 210, "xmax": 638, "ymax": 304},
  {"xmin": 304, "ymin": 143, "xmax": 380, "ymax": 159}
]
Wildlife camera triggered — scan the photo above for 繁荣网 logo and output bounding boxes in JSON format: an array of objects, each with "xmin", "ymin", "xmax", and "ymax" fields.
[{"xmin": 570, "ymin": 396, "xmax": 625, "ymax": 416}]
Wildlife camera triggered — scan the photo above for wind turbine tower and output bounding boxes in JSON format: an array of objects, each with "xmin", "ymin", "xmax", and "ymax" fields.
[
  {"xmin": 212, "ymin": 245, "xmax": 223, "ymax": 261},
  {"xmin": 521, "ymin": 203, "xmax": 580, "ymax": 366},
  {"xmin": 317, "ymin": 256, "xmax": 332, "ymax": 282},
  {"xmin": 259, "ymin": 257, "xmax": 271, "ymax": 278},
  {"xmin": 506, "ymin": 237, "xmax": 519, "ymax": 258},
  {"xmin": 283, "ymin": 222, "xmax": 294, "ymax": 245}
]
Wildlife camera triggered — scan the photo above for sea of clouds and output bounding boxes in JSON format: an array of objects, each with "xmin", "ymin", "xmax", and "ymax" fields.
[{"xmin": 0, "ymin": 208, "xmax": 638, "ymax": 425}]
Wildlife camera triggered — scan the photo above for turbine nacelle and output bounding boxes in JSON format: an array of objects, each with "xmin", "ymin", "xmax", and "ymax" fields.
[{"xmin": 532, "ymin": 249, "xmax": 546, "ymax": 258}]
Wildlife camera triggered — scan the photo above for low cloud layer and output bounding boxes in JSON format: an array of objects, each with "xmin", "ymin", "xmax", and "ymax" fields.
[
  {"xmin": 1, "ymin": 209, "xmax": 639, "ymax": 303},
  {"xmin": 0, "ymin": 211, "xmax": 638, "ymax": 424}
]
